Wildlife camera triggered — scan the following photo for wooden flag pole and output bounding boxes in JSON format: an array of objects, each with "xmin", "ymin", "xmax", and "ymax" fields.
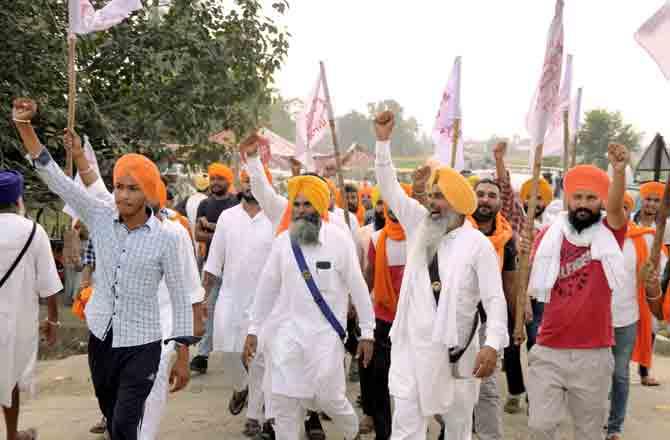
[
  {"xmin": 513, "ymin": 142, "xmax": 545, "ymax": 345},
  {"xmin": 641, "ymin": 171, "xmax": 670, "ymax": 281},
  {"xmin": 562, "ymin": 110, "xmax": 570, "ymax": 209},
  {"xmin": 319, "ymin": 61, "xmax": 351, "ymax": 229},
  {"xmin": 569, "ymin": 136, "xmax": 578, "ymax": 168},
  {"xmin": 66, "ymin": 34, "xmax": 77, "ymax": 177},
  {"xmin": 450, "ymin": 119, "xmax": 461, "ymax": 168}
]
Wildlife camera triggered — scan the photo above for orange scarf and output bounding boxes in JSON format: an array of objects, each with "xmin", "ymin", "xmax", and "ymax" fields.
[
  {"xmin": 469, "ymin": 213, "xmax": 513, "ymax": 269},
  {"xmin": 356, "ymin": 204, "xmax": 366, "ymax": 225},
  {"xmin": 628, "ymin": 222, "xmax": 666, "ymax": 368},
  {"xmin": 373, "ymin": 207, "xmax": 406, "ymax": 313}
]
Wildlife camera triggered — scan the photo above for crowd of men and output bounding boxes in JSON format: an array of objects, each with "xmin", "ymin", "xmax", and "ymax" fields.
[{"xmin": 2, "ymin": 100, "xmax": 670, "ymax": 440}]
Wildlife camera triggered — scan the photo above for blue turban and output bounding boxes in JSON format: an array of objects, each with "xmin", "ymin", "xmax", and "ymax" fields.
[{"xmin": 0, "ymin": 170, "xmax": 24, "ymax": 204}]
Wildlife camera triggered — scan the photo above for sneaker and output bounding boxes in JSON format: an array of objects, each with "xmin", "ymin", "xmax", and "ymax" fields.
[
  {"xmin": 190, "ymin": 355, "xmax": 208, "ymax": 374},
  {"xmin": 305, "ymin": 411, "xmax": 326, "ymax": 440},
  {"xmin": 256, "ymin": 420, "xmax": 276, "ymax": 440},
  {"xmin": 504, "ymin": 395, "xmax": 523, "ymax": 414},
  {"xmin": 229, "ymin": 387, "xmax": 249, "ymax": 415}
]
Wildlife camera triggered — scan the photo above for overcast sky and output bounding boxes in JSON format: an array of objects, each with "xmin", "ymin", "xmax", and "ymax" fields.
[{"xmin": 274, "ymin": 0, "xmax": 670, "ymax": 145}]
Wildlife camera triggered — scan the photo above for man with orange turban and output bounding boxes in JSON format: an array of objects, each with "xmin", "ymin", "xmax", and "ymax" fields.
[
  {"xmin": 344, "ymin": 183, "xmax": 367, "ymax": 226},
  {"xmin": 525, "ymin": 145, "xmax": 629, "ymax": 440},
  {"xmin": 242, "ymin": 173, "xmax": 375, "ymax": 440},
  {"xmin": 191, "ymin": 162, "xmax": 239, "ymax": 374},
  {"xmin": 13, "ymin": 98, "xmax": 194, "ymax": 440},
  {"xmin": 373, "ymin": 111, "xmax": 508, "ymax": 440}
]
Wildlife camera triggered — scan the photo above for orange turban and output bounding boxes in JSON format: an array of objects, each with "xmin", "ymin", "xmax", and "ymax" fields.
[
  {"xmin": 113, "ymin": 153, "xmax": 162, "ymax": 205},
  {"xmin": 427, "ymin": 166, "xmax": 477, "ymax": 215},
  {"xmin": 639, "ymin": 181, "xmax": 665, "ymax": 200},
  {"xmin": 158, "ymin": 180, "xmax": 168, "ymax": 209},
  {"xmin": 276, "ymin": 175, "xmax": 331, "ymax": 235},
  {"xmin": 208, "ymin": 163, "xmax": 234, "ymax": 184},
  {"xmin": 520, "ymin": 178, "xmax": 553, "ymax": 205},
  {"xmin": 564, "ymin": 165, "xmax": 610, "ymax": 201},
  {"xmin": 623, "ymin": 192, "xmax": 635, "ymax": 210}
]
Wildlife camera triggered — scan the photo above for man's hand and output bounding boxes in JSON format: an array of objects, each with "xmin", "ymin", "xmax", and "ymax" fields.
[
  {"xmin": 473, "ymin": 346, "xmax": 497, "ymax": 378},
  {"xmin": 518, "ymin": 227, "xmax": 534, "ymax": 256},
  {"xmin": 524, "ymin": 299, "xmax": 534, "ymax": 324},
  {"xmin": 412, "ymin": 165, "xmax": 432, "ymax": 194},
  {"xmin": 356, "ymin": 339, "xmax": 374, "ymax": 368},
  {"xmin": 40, "ymin": 321, "xmax": 57, "ymax": 347},
  {"xmin": 12, "ymin": 98, "xmax": 37, "ymax": 122},
  {"xmin": 374, "ymin": 111, "xmax": 394, "ymax": 142},
  {"xmin": 239, "ymin": 132, "xmax": 261, "ymax": 161},
  {"xmin": 193, "ymin": 303, "xmax": 205, "ymax": 337},
  {"xmin": 63, "ymin": 128, "xmax": 84, "ymax": 157},
  {"xmin": 642, "ymin": 260, "xmax": 660, "ymax": 293},
  {"xmin": 493, "ymin": 141, "xmax": 507, "ymax": 162},
  {"xmin": 169, "ymin": 346, "xmax": 190, "ymax": 393},
  {"xmin": 242, "ymin": 334, "xmax": 258, "ymax": 368},
  {"xmin": 608, "ymin": 143, "xmax": 629, "ymax": 173}
]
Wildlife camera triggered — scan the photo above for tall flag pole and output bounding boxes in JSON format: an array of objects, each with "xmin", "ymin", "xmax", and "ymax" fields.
[{"xmin": 515, "ymin": 0, "xmax": 564, "ymax": 345}]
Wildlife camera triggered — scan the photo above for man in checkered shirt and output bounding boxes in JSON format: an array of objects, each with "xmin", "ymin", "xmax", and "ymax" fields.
[{"xmin": 13, "ymin": 98, "xmax": 194, "ymax": 440}]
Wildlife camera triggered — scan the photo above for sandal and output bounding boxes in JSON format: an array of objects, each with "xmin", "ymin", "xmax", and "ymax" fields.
[
  {"xmin": 229, "ymin": 387, "xmax": 249, "ymax": 415},
  {"xmin": 16, "ymin": 428, "xmax": 38, "ymax": 440},
  {"xmin": 243, "ymin": 419, "xmax": 262, "ymax": 437},
  {"xmin": 641, "ymin": 377, "xmax": 661, "ymax": 386},
  {"xmin": 359, "ymin": 415, "xmax": 374, "ymax": 434}
]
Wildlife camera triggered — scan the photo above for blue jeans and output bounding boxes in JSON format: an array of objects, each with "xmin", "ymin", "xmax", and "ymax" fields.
[
  {"xmin": 607, "ymin": 322, "xmax": 638, "ymax": 436},
  {"xmin": 197, "ymin": 277, "xmax": 222, "ymax": 357}
]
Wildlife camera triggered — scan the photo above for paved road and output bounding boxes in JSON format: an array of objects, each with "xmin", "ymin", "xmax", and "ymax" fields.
[{"xmin": 3, "ymin": 351, "xmax": 670, "ymax": 440}]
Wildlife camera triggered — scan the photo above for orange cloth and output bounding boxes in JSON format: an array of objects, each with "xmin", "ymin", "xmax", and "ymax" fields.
[
  {"xmin": 240, "ymin": 167, "xmax": 273, "ymax": 184},
  {"xmin": 113, "ymin": 153, "xmax": 162, "ymax": 205},
  {"xmin": 628, "ymin": 222, "xmax": 667, "ymax": 369},
  {"xmin": 563, "ymin": 165, "xmax": 610, "ymax": 201},
  {"xmin": 276, "ymin": 175, "xmax": 330, "ymax": 235},
  {"xmin": 169, "ymin": 211, "xmax": 193, "ymax": 240},
  {"xmin": 427, "ymin": 166, "xmax": 477, "ymax": 215},
  {"xmin": 72, "ymin": 286, "xmax": 93, "ymax": 321},
  {"xmin": 468, "ymin": 213, "xmax": 513, "ymax": 269},
  {"xmin": 624, "ymin": 192, "xmax": 635, "ymax": 210},
  {"xmin": 208, "ymin": 163, "xmax": 234, "ymax": 184},
  {"xmin": 664, "ymin": 285, "xmax": 670, "ymax": 321},
  {"xmin": 158, "ymin": 180, "xmax": 168, "ymax": 209},
  {"xmin": 639, "ymin": 181, "xmax": 665, "ymax": 200}
]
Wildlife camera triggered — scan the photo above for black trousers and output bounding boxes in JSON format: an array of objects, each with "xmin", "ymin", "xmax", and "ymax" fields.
[
  {"xmin": 88, "ymin": 330, "xmax": 161, "ymax": 440},
  {"xmin": 359, "ymin": 319, "xmax": 392, "ymax": 440}
]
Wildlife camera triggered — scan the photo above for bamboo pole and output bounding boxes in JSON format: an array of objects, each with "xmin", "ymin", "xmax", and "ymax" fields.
[
  {"xmin": 513, "ymin": 142, "xmax": 545, "ymax": 345},
  {"xmin": 450, "ymin": 118, "xmax": 461, "ymax": 168},
  {"xmin": 562, "ymin": 110, "xmax": 569, "ymax": 209},
  {"xmin": 66, "ymin": 34, "xmax": 77, "ymax": 178},
  {"xmin": 319, "ymin": 61, "xmax": 351, "ymax": 229},
  {"xmin": 641, "ymin": 171, "xmax": 670, "ymax": 282}
]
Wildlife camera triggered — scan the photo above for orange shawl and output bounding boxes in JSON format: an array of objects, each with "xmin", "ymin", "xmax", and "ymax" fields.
[
  {"xmin": 374, "ymin": 206, "xmax": 406, "ymax": 313},
  {"xmin": 72, "ymin": 286, "xmax": 93, "ymax": 321},
  {"xmin": 469, "ymin": 213, "xmax": 513, "ymax": 269},
  {"xmin": 629, "ymin": 222, "xmax": 667, "ymax": 368}
]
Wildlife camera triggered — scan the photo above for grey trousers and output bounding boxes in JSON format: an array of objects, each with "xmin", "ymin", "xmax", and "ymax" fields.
[
  {"xmin": 473, "ymin": 323, "xmax": 503, "ymax": 440},
  {"xmin": 527, "ymin": 345, "xmax": 614, "ymax": 440}
]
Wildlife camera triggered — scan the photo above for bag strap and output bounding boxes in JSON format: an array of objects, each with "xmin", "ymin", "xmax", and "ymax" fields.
[
  {"xmin": 0, "ymin": 221, "xmax": 37, "ymax": 289},
  {"xmin": 290, "ymin": 239, "xmax": 346, "ymax": 341}
]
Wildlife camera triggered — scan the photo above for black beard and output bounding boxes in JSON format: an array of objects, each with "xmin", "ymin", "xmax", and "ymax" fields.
[
  {"xmin": 374, "ymin": 211, "xmax": 386, "ymax": 231},
  {"xmin": 348, "ymin": 204, "xmax": 358, "ymax": 213},
  {"xmin": 472, "ymin": 206, "xmax": 497, "ymax": 223},
  {"xmin": 238, "ymin": 192, "xmax": 257, "ymax": 204},
  {"xmin": 212, "ymin": 188, "xmax": 227, "ymax": 197},
  {"xmin": 524, "ymin": 204, "xmax": 546, "ymax": 219},
  {"xmin": 568, "ymin": 208, "xmax": 602, "ymax": 233}
]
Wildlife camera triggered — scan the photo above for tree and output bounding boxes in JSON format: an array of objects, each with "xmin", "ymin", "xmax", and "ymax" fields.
[{"xmin": 577, "ymin": 109, "xmax": 643, "ymax": 169}]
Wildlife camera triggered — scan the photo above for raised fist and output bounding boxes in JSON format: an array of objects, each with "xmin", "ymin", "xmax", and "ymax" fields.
[
  {"xmin": 238, "ymin": 132, "xmax": 261, "ymax": 162},
  {"xmin": 63, "ymin": 128, "xmax": 83, "ymax": 156},
  {"xmin": 607, "ymin": 143, "xmax": 629, "ymax": 172},
  {"xmin": 374, "ymin": 111, "xmax": 394, "ymax": 142},
  {"xmin": 493, "ymin": 141, "xmax": 508, "ymax": 162},
  {"xmin": 12, "ymin": 98, "xmax": 37, "ymax": 123}
]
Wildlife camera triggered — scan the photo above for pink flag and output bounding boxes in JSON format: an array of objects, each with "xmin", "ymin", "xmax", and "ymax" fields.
[
  {"xmin": 542, "ymin": 54, "xmax": 573, "ymax": 157},
  {"xmin": 295, "ymin": 69, "xmax": 330, "ymax": 170},
  {"xmin": 526, "ymin": 0, "xmax": 564, "ymax": 156},
  {"xmin": 69, "ymin": 0, "xmax": 142, "ymax": 35},
  {"xmin": 432, "ymin": 56, "xmax": 464, "ymax": 170},
  {"xmin": 636, "ymin": 1, "xmax": 670, "ymax": 80}
]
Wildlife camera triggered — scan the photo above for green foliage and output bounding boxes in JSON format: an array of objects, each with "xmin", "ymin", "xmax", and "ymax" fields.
[
  {"xmin": 577, "ymin": 109, "xmax": 642, "ymax": 169},
  {"xmin": 1, "ymin": 0, "xmax": 289, "ymax": 201}
]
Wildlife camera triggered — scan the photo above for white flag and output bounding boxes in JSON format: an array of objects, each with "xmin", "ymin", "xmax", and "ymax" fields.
[
  {"xmin": 63, "ymin": 135, "xmax": 103, "ymax": 220},
  {"xmin": 542, "ymin": 54, "xmax": 573, "ymax": 157},
  {"xmin": 295, "ymin": 70, "xmax": 330, "ymax": 171},
  {"xmin": 526, "ymin": 0, "xmax": 564, "ymax": 161},
  {"xmin": 432, "ymin": 56, "xmax": 464, "ymax": 170},
  {"xmin": 571, "ymin": 87, "xmax": 583, "ymax": 138},
  {"xmin": 69, "ymin": 0, "xmax": 142, "ymax": 35},
  {"xmin": 636, "ymin": 1, "xmax": 670, "ymax": 80}
]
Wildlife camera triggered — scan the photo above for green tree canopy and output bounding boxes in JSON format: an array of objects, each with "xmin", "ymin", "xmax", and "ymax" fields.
[{"xmin": 577, "ymin": 109, "xmax": 643, "ymax": 169}]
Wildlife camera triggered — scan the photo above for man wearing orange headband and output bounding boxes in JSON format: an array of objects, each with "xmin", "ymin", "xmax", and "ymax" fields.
[
  {"xmin": 525, "ymin": 144, "xmax": 629, "ymax": 440},
  {"xmin": 191, "ymin": 162, "xmax": 239, "ymax": 374},
  {"xmin": 242, "ymin": 174, "xmax": 375, "ymax": 440},
  {"xmin": 373, "ymin": 112, "xmax": 508, "ymax": 440},
  {"xmin": 13, "ymin": 98, "xmax": 194, "ymax": 440}
]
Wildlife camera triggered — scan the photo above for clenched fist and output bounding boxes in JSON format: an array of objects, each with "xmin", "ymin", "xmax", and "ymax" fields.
[
  {"xmin": 493, "ymin": 141, "xmax": 508, "ymax": 162},
  {"xmin": 374, "ymin": 111, "xmax": 394, "ymax": 142},
  {"xmin": 12, "ymin": 98, "xmax": 37, "ymax": 123},
  {"xmin": 608, "ymin": 143, "xmax": 629, "ymax": 173}
]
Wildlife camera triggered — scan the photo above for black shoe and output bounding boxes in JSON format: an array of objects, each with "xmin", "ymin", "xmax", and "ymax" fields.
[
  {"xmin": 190, "ymin": 355, "xmax": 208, "ymax": 374},
  {"xmin": 229, "ymin": 387, "xmax": 249, "ymax": 415},
  {"xmin": 255, "ymin": 420, "xmax": 275, "ymax": 440},
  {"xmin": 305, "ymin": 411, "xmax": 326, "ymax": 440},
  {"xmin": 438, "ymin": 425, "xmax": 445, "ymax": 440}
]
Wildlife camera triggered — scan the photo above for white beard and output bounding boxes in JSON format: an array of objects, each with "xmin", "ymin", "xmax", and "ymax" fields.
[{"xmin": 409, "ymin": 211, "xmax": 463, "ymax": 266}]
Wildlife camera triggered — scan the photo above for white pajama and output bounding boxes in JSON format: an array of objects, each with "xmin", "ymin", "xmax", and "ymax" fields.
[
  {"xmin": 139, "ymin": 343, "xmax": 175, "ymax": 440},
  {"xmin": 272, "ymin": 393, "xmax": 358, "ymax": 440},
  {"xmin": 247, "ymin": 352, "xmax": 270, "ymax": 421}
]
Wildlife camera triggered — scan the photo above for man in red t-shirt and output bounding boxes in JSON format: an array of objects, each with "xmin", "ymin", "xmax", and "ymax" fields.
[{"xmin": 522, "ymin": 144, "xmax": 629, "ymax": 440}]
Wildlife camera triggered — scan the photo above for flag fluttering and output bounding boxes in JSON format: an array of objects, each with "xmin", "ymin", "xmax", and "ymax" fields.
[
  {"xmin": 432, "ymin": 56, "xmax": 464, "ymax": 170},
  {"xmin": 526, "ymin": 0, "xmax": 564, "ymax": 161},
  {"xmin": 636, "ymin": 1, "xmax": 670, "ymax": 80},
  {"xmin": 542, "ymin": 54, "xmax": 573, "ymax": 157},
  {"xmin": 69, "ymin": 0, "xmax": 142, "ymax": 35},
  {"xmin": 295, "ymin": 70, "xmax": 330, "ymax": 171}
]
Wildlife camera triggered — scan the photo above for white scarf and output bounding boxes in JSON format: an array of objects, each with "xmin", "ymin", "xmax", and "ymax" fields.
[{"xmin": 528, "ymin": 212, "xmax": 625, "ymax": 302}]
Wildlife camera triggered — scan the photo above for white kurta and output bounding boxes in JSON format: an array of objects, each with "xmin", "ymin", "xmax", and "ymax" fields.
[
  {"xmin": 248, "ymin": 222, "xmax": 375, "ymax": 399},
  {"xmin": 186, "ymin": 192, "xmax": 208, "ymax": 238},
  {"xmin": 204, "ymin": 204, "xmax": 273, "ymax": 353},
  {"xmin": 0, "ymin": 214, "xmax": 62, "ymax": 407},
  {"xmin": 375, "ymin": 141, "xmax": 508, "ymax": 416}
]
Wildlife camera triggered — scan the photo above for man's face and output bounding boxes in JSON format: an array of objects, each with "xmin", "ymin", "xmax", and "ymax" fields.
[
  {"xmin": 473, "ymin": 182, "xmax": 501, "ymax": 222},
  {"xmin": 361, "ymin": 194, "xmax": 372, "ymax": 210},
  {"xmin": 346, "ymin": 190, "xmax": 359, "ymax": 212},
  {"xmin": 375, "ymin": 200, "xmax": 384, "ymax": 214},
  {"xmin": 114, "ymin": 174, "xmax": 147, "ymax": 218},
  {"xmin": 567, "ymin": 190, "xmax": 603, "ymax": 232},
  {"xmin": 292, "ymin": 194, "xmax": 318, "ymax": 220},
  {"xmin": 524, "ymin": 195, "xmax": 546, "ymax": 219},
  {"xmin": 210, "ymin": 175, "xmax": 229, "ymax": 196},
  {"xmin": 427, "ymin": 184, "xmax": 452, "ymax": 220},
  {"xmin": 642, "ymin": 194, "xmax": 661, "ymax": 217}
]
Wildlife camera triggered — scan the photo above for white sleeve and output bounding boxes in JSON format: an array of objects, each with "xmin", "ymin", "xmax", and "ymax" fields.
[
  {"xmin": 248, "ymin": 156, "xmax": 288, "ymax": 225},
  {"xmin": 474, "ymin": 240, "xmax": 509, "ymax": 351},
  {"xmin": 375, "ymin": 140, "xmax": 426, "ymax": 232},
  {"xmin": 248, "ymin": 237, "xmax": 283, "ymax": 335},
  {"xmin": 204, "ymin": 212, "xmax": 227, "ymax": 278},
  {"xmin": 34, "ymin": 224, "xmax": 63, "ymax": 298},
  {"xmin": 341, "ymin": 232, "xmax": 375, "ymax": 339},
  {"xmin": 175, "ymin": 224, "xmax": 205, "ymax": 304}
]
